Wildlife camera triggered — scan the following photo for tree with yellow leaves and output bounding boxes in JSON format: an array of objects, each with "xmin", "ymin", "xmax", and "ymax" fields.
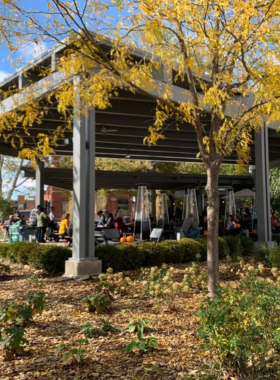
[{"xmin": 6, "ymin": 0, "xmax": 280, "ymax": 296}]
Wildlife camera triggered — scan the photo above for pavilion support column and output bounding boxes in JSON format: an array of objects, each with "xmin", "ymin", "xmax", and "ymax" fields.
[
  {"xmin": 255, "ymin": 126, "xmax": 272, "ymax": 245},
  {"xmin": 151, "ymin": 190, "xmax": 156, "ymax": 221},
  {"xmin": 35, "ymin": 159, "xmax": 44, "ymax": 207},
  {"xmin": 196, "ymin": 190, "xmax": 203, "ymax": 216},
  {"xmin": 64, "ymin": 76, "xmax": 101, "ymax": 278}
]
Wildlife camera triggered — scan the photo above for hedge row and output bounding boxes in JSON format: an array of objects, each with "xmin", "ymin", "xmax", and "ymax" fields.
[
  {"xmin": 0, "ymin": 242, "xmax": 72, "ymax": 274},
  {"xmin": 272, "ymin": 234, "xmax": 280, "ymax": 246},
  {"xmin": 0, "ymin": 235, "xmax": 254, "ymax": 274},
  {"xmin": 96, "ymin": 236, "xmax": 254, "ymax": 272}
]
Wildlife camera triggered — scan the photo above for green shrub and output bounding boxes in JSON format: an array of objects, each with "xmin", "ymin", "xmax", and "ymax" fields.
[
  {"xmin": 5, "ymin": 242, "xmax": 26, "ymax": 262},
  {"xmin": 221, "ymin": 236, "xmax": 244, "ymax": 260},
  {"xmin": 158, "ymin": 240, "xmax": 184, "ymax": 264},
  {"xmin": 196, "ymin": 238, "xmax": 207, "ymax": 260},
  {"xmin": 138, "ymin": 242, "xmax": 166, "ymax": 267},
  {"xmin": 218, "ymin": 237, "xmax": 230, "ymax": 258},
  {"xmin": 272, "ymin": 234, "xmax": 280, "ymax": 246},
  {"xmin": 268, "ymin": 245, "xmax": 280, "ymax": 268},
  {"xmin": 0, "ymin": 263, "xmax": 10, "ymax": 275},
  {"xmin": 16, "ymin": 243, "xmax": 41, "ymax": 265},
  {"xmin": 177, "ymin": 238, "xmax": 203, "ymax": 262},
  {"xmin": 197, "ymin": 272, "xmax": 280, "ymax": 375},
  {"xmin": 95, "ymin": 245, "xmax": 123, "ymax": 272},
  {"xmin": 115, "ymin": 244, "xmax": 144, "ymax": 270},
  {"xmin": 239, "ymin": 236, "xmax": 254, "ymax": 256},
  {"xmin": 39, "ymin": 246, "xmax": 72, "ymax": 274},
  {"xmin": 28, "ymin": 245, "xmax": 72, "ymax": 273},
  {"xmin": 0, "ymin": 243, "xmax": 9, "ymax": 259},
  {"xmin": 28, "ymin": 248, "xmax": 45, "ymax": 270}
]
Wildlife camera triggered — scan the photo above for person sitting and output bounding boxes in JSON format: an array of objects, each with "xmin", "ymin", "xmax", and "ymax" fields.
[
  {"xmin": 226, "ymin": 215, "xmax": 236, "ymax": 230},
  {"xmin": 181, "ymin": 213, "xmax": 201, "ymax": 238},
  {"xmin": 271, "ymin": 212, "xmax": 280, "ymax": 233},
  {"xmin": 58, "ymin": 213, "xmax": 70, "ymax": 239},
  {"xmin": 104, "ymin": 210, "xmax": 115, "ymax": 229},
  {"xmin": 65, "ymin": 220, "xmax": 73, "ymax": 247},
  {"xmin": 96, "ymin": 210, "xmax": 105, "ymax": 227},
  {"xmin": 114, "ymin": 211, "xmax": 126, "ymax": 233}
]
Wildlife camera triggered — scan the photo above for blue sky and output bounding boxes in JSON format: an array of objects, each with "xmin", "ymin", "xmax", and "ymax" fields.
[
  {"xmin": 0, "ymin": 0, "xmax": 121, "ymax": 81},
  {"xmin": 0, "ymin": 0, "xmax": 49, "ymax": 79},
  {"xmin": 0, "ymin": 0, "xmax": 92, "ymax": 80}
]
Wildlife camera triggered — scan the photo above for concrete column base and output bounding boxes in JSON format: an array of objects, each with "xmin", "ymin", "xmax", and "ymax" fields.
[
  {"xmin": 254, "ymin": 241, "xmax": 276, "ymax": 252},
  {"xmin": 63, "ymin": 259, "xmax": 102, "ymax": 279}
]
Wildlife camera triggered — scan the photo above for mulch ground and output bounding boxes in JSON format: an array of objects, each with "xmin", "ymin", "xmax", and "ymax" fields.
[{"xmin": 0, "ymin": 258, "xmax": 253, "ymax": 380}]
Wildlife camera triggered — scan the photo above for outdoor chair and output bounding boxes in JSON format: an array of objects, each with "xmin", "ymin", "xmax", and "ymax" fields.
[
  {"xmin": 134, "ymin": 228, "xmax": 163, "ymax": 243},
  {"xmin": 95, "ymin": 230, "xmax": 106, "ymax": 246},
  {"xmin": 149, "ymin": 228, "xmax": 163, "ymax": 242},
  {"xmin": 102, "ymin": 229, "xmax": 121, "ymax": 244}
]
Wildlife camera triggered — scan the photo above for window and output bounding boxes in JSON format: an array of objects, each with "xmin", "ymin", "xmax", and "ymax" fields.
[{"xmin": 117, "ymin": 199, "xmax": 128, "ymax": 210}]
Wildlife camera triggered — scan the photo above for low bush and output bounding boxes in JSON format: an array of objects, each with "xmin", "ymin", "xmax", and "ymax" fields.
[
  {"xmin": 197, "ymin": 272, "xmax": 280, "ymax": 376},
  {"xmin": 138, "ymin": 242, "xmax": 166, "ymax": 267},
  {"xmin": 0, "ymin": 243, "xmax": 9, "ymax": 259},
  {"xmin": 239, "ymin": 235, "xmax": 254, "ymax": 256},
  {"xmin": 37, "ymin": 246, "xmax": 72, "ymax": 274},
  {"xmin": 218, "ymin": 237, "xmax": 230, "ymax": 258},
  {"xmin": 0, "ymin": 263, "xmax": 10, "ymax": 275},
  {"xmin": 115, "ymin": 244, "xmax": 144, "ymax": 270},
  {"xmin": 5, "ymin": 242, "xmax": 25, "ymax": 263},
  {"xmin": 258, "ymin": 244, "xmax": 280, "ymax": 269},
  {"xmin": 27, "ymin": 245, "xmax": 71, "ymax": 273},
  {"xmin": 272, "ymin": 234, "xmax": 280, "ymax": 246},
  {"xmin": 95, "ymin": 245, "xmax": 123, "ymax": 272},
  {"xmin": 177, "ymin": 238, "xmax": 202, "ymax": 262},
  {"xmin": 196, "ymin": 238, "xmax": 207, "ymax": 260},
  {"xmin": 16, "ymin": 243, "xmax": 41, "ymax": 265},
  {"xmin": 159, "ymin": 240, "xmax": 184, "ymax": 264}
]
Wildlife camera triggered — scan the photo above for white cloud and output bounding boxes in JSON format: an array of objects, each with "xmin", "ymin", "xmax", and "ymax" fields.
[
  {"xmin": 18, "ymin": 40, "xmax": 48, "ymax": 64},
  {"xmin": 0, "ymin": 70, "xmax": 11, "ymax": 81}
]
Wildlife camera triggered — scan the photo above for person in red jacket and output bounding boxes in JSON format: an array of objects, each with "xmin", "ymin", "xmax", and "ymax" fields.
[
  {"xmin": 114, "ymin": 211, "xmax": 126, "ymax": 233},
  {"xmin": 271, "ymin": 212, "xmax": 280, "ymax": 233}
]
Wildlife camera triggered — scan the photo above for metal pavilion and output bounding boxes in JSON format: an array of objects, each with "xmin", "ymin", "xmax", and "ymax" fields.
[{"xmin": 0, "ymin": 39, "xmax": 276, "ymax": 277}]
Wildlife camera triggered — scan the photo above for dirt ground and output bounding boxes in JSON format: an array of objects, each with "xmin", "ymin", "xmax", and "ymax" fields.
[{"xmin": 0, "ymin": 258, "xmax": 244, "ymax": 380}]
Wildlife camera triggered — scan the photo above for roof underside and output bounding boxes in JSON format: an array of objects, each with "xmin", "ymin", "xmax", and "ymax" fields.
[
  {"xmin": 1, "ymin": 89, "xmax": 280, "ymax": 163},
  {"xmin": 23, "ymin": 167, "xmax": 253, "ymax": 192}
]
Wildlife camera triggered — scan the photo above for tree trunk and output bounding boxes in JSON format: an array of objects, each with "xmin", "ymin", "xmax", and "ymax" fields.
[{"xmin": 205, "ymin": 165, "xmax": 220, "ymax": 298}]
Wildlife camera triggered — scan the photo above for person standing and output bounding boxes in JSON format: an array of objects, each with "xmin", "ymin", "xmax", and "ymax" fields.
[
  {"xmin": 29, "ymin": 205, "xmax": 41, "ymax": 227},
  {"xmin": 240, "ymin": 202, "xmax": 251, "ymax": 232},
  {"xmin": 48, "ymin": 206, "xmax": 57, "ymax": 239},
  {"xmin": 36, "ymin": 206, "xmax": 49, "ymax": 243}
]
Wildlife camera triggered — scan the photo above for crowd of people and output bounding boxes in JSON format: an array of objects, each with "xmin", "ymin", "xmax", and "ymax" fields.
[
  {"xmin": 2, "ymin": 205, "xmax": 73, "ymax": 246},
  {"xmin": 3, "ymin": 199, "xmax": 280, "ymax": 245}
]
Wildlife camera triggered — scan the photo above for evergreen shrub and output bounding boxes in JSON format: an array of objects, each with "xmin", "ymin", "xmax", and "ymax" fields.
[
  {"xmin": 239, "ymin": 235, "xmax": 254, "ymax": 256},
  {"xmin": 115, "ymin": 244, "xmax": 144, "ymax": 270},
  {"xmin": 138, "ymin": 242, "xmax": 166, "ymax": 267},
  {"xmin": 159, "ymin": 240, "xmax": 184, "ymax": 264},
  {"xmin": 95, "ymin": 245, "xmax": 123, "ymax": 272},
  {"xmin": 0, "ymin": 243, "xmax": 9, "ymax": 259},
  {"xmin": 177, "ymin": 238, "xmax": 202, "ymax": 262},
  {"xmin": 272, "ymin": 234, "xmax": 280, "ymax": 246}
]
